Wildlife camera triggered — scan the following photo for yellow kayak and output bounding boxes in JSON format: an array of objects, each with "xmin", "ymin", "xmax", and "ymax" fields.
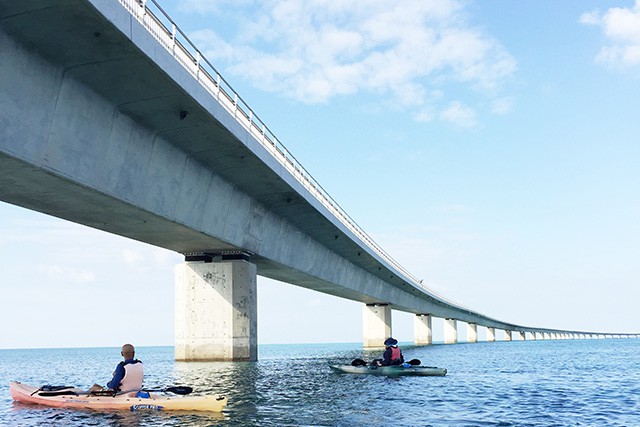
[{"xmin": 10, "ymin": 381, "xmax": 227, "ymax": 412}]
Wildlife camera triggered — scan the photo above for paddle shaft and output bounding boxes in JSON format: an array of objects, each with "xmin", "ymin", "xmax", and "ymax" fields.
[{"xmin": 142, "ymin": 386, "xmax": 193, "ymax": 395}]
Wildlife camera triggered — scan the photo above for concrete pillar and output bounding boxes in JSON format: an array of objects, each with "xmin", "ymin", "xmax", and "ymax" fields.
[
  {"xmin": 504, "ymin": 330, "xmax": 512, "ymax": 341},
  {"xmin": 444, "ymin": 318, "xmax": 458, "ymax": 344},
  {"xmin": 175, "ymin": 260, "xmax": 257, "ymax": 361},
  {"xmin": 487, "ymin": 327, "xmax": 496, "ymax": 342},
  {"xmin": 467, "ymin": 323, "xmax": 478, "ymax": 343},
  {"xmin": 363, "ymin": 303, "xmax": 392, "ymax": 347},
  {"xmin": 414, "ymin": 314, "xmax": 432, "ymax": 345},
  {"xmin": 518, "ymin": 331, "xmax": 526, "ymax": 341}
]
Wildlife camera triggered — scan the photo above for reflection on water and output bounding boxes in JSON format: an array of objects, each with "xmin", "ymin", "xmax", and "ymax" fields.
[{"xmin": 2, "ymin": 340, "xmax": 640, "ymax": 426}]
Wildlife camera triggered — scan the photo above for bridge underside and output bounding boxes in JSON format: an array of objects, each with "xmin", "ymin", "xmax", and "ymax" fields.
[
  {"xmin": 3, "ymin": 0, "xmax": 615, "ymax": 359},
  {"xmin": 1, "ymin": 1, "xmax": 485, "ymax": 323}
]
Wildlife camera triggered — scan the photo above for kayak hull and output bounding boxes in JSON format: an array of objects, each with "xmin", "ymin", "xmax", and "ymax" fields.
[
  {"xmin": 330, "ymin": 365, "xmax": 447, "ymax": 376},
  {"xmin": 10, "ymin": 382, "xmax": 227, "ymax": 412}
]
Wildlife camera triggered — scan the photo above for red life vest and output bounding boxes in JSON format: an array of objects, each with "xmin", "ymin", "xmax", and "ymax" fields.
[{"xmin": 390, "ymin": 346, "xmax": 402, "ymax": 362}]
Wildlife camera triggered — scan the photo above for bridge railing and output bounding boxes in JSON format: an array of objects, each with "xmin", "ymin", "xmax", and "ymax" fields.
[{"xmin": 116, "ymin": 0, "xmax": 461, "ymax": 306}]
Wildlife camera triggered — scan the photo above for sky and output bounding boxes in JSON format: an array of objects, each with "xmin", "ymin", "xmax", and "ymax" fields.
[{"xmin": 1, "ymin": 0, "xmax": 639, "ymax": 349}]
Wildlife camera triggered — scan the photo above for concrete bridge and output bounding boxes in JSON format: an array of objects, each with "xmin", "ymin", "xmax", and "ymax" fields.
[{"xmin": 1, "ymin": 0, "xmax": 636, "ymax": 360}]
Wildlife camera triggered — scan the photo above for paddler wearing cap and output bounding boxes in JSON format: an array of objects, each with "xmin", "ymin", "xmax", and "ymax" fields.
[{"xmin": 374, "ymin": 337, "xmax": 404, "ymax": 366}]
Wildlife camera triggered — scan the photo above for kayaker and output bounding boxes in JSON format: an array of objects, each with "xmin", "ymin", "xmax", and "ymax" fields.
[
  {"xmin": 374, "ymin": 337, "xmax": 404, "ymax": 366},
  {"xmin": 89, "ymin": 343, "xmax": 144, "ymax": 393}
]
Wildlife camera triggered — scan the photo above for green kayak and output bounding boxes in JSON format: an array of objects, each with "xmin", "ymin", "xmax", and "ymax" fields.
[{"xmin": 330, "ymin": 365, "xmax": 447, "ymax": 377}]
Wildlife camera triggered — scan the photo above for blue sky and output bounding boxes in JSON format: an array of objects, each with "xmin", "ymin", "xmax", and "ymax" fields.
[{"xmin": 1, "ymin": 0, "xmax": 639, "ymax": 349}]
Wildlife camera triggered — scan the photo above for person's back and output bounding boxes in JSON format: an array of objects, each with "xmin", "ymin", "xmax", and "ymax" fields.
[
  {"xmin": 111, "ymin": 357, "xmax": 144, "ymax": 392},
  {"xmin": 381, "ymin": 337, "xmax": 404, "ymax": 366},
  {"xmin": 89, "ymin": 344, "xmax": 144, "ymax": 394}
]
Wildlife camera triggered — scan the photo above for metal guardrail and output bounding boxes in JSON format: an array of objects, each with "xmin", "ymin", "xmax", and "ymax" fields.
[{"xmin": 115, "ymin": 0, "xmax": 462, "ymax": 305}]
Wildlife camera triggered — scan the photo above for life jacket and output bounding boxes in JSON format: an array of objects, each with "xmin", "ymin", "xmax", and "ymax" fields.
[
  {"xmin": 119, "ymin": 360, "xmax": 144, "ymax": 392},
  {"xmin": 390, "ymin": 346, "xmax": 402, "ymax": 362}
]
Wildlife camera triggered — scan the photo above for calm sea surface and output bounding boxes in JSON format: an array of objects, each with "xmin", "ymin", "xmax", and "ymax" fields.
[{"xmin": 1, "ymin": 339, "xmax": 639, "ymax": 426}]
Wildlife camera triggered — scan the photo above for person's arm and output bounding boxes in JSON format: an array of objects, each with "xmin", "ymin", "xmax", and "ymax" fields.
[
  {"xmin": 107, "ymin": 363, "xmax": 125, "ymax": 390},
  {"xmin": 381, "ymin": 348, "xmax": 392, "ymax": 366}
]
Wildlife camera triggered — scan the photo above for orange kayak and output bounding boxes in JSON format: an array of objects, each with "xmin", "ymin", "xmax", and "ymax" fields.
[{"xmin": 10, "ymin": 381, "xmax": 227, "ymax": 412}]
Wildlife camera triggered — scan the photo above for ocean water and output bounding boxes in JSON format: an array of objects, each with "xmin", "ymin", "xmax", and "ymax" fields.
[{"xmin": 1, "ymin": 339, "xmax": 639, "ymax": 426}]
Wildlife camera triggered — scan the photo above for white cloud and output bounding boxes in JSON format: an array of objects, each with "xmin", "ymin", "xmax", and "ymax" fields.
[
  {"xmin": 490, "ymin": 97, "xmax": 514, "ymax": 115},
  {"xmin": 182, "ymin": 0, "xmax": 516, "ymax": 124},
  {"xmin": 190, "ymin": 29, "xmax": 234, "ymax": 61},
  {"xmin": 413, "ymin": 108, "xmax": 434, "ymax": 123},
  {"xmin": 440, "ymin": 101, "xmax": 478, "ymax": 128},
  {"xmin": 580, "ymin": 1, "xmax": 640, "ymax": 67}
]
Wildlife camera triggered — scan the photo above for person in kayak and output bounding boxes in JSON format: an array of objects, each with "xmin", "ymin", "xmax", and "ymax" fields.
[
  {"xmin": 89, "ymin": 344, "xmax": 144, "ymax": 393},
  {"xmin": 373, "ymin": 337, "xmax": 404, "ymax": 366}
]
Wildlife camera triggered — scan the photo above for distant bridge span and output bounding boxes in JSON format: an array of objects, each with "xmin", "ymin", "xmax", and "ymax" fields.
[{"xmin": 0, "ymin": 0, "xmax": 636, "ymax": 359}]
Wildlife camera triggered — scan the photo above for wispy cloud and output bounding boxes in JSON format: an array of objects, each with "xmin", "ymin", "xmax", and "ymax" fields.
[
  {"xmin": 39, "ymin": 265, "xmax": 96, "ymax": 284},
  {"xmin": 440, "ymin": 101, "xmax": 478, "ymax": 128},
  {"xmin": 178, "ymin": 0, "xmax": 247, "ymax": 14},
  {"xmin": 490, "ymin": 97, "xmax": 514, "ymax": 115},
  {"xmin": 580, "ymin": 1, "xmax": 640, "ymax": 67},
  {"xmin": 182, "ymin": 0, "xmax": 516, "ymax": 126}
]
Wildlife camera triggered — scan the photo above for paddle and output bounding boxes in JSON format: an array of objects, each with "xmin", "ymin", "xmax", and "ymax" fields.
[
  {"xmin": 33, "ymin": 385, "xmax": 193, "ymax": 397},
  {"xmin": 350, "ymin": 358, "xmax": 421, "ymax": 367},
  {"xmin": 142, "ymin": 386, "xmax": 193, "ymax": 395},
  {"xmin": 32, "ymin": 385, "xmax": 81, "ymax": 397},
  {"xmin": 351, "ymin": 358, "xmax": 367, "ymax": 366}
]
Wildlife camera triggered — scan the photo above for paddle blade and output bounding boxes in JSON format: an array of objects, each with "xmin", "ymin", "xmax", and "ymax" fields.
[
  {"xmin": 407, "ymin": 358, "xmax": 421, "ymax": 366},
  {"xmin": 165, "ymin": 386, "xmax": 193, "ymax": 395},
  {"xmin": 351, "ymin": 358, "xmax": 367, "ymax": 367}
]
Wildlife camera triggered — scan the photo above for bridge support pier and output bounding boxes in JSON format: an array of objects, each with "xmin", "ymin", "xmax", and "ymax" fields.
[
  {"xmin": 444, "ymin": 318, "xmax": 458, "ymax": 344},
  {"xmin": 467, "ymin": 323, "xmax": 478, "ymax": 343},
  {"xmin": 504, "ymin": 330, "xmax": 512, "ymax": 341},
  {"xmin": 175, "ymin": 260, "xmax": 257, "ymax": 361},
  {"xmin": 414, "ymin": 314, "xmax": 432, "ymax": 345},
  {"xmin": 363, "ymin": 303, "xmax": 391, "ymax": 347},
  {"xmin": 487, "ymin": 327, "xmax": 496, "ymax": 342}
]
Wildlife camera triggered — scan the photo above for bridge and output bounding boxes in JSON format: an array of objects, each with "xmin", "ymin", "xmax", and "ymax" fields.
[{"xmin": 0, "ymin": 0, "xmax": 636, "ymax": 360}]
